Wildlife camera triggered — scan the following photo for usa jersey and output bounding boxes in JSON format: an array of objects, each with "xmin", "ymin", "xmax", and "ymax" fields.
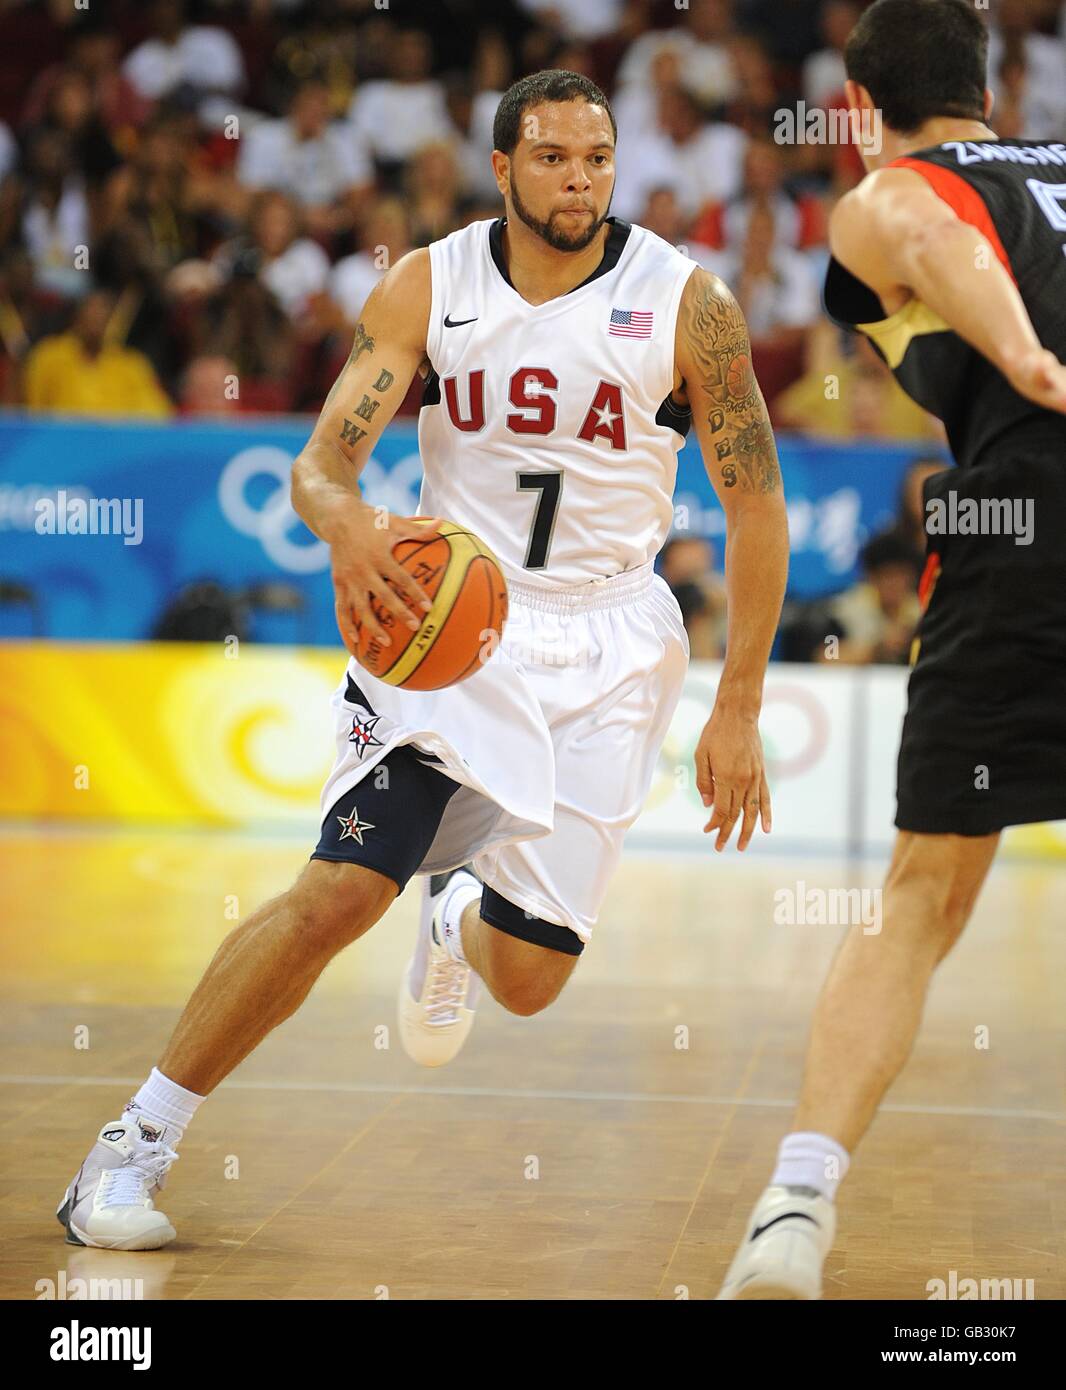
[
  {"xmin": 825, "ymin": 138, "xmax": 1066, "ymax": 469},
  {"xmin": 417, "ymin": 216, "xmax": 698, "ymax": 588}
]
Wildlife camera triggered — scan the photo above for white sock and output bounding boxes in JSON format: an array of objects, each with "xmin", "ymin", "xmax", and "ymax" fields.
[
  {"xmin": 439, "ymin": 876, "xmax": 480, "ymax": 964},
  {"xmin": 771, "ymin": 1130, "xmax": 850, "ymax": 1202},
  {"xmin": 124, "ymin": 1066, "xmax": 205, "ymax": 1143}
]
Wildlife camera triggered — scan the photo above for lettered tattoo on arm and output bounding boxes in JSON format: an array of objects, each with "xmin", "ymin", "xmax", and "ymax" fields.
[
  {"xmin": 323, "ymin": 320, "xmax": 397, "ymax": 453},
  {"xmin": 682, "ymin": 271, "xmax": 781, "ymax": 495}
]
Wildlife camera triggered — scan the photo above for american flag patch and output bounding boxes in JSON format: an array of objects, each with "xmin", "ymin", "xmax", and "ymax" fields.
[{"xmin": 608, "ymin": 308, "xmax": 654, "ymax": 339}]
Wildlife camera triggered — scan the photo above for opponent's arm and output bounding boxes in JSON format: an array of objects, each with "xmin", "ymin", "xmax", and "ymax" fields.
[
  {"xmin": 291, "ymin": 248, "xmax": 439, "ymax": 654},
  {"xmin": 675, "ymin": 267, "xmax": 790, "ymax": 851},
  {"xmin": 831, "ymin": 168, "xmax": 1066, "ymax": 413}
]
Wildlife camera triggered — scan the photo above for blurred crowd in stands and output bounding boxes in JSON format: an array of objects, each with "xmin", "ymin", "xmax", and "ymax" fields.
[
  {"xmin": 661, "ymin": 453, "xmax": 950, "ymax": 665},
  {"xmin": 1, "ymin": 0, "xmax": 1061, "ymax": 659}
]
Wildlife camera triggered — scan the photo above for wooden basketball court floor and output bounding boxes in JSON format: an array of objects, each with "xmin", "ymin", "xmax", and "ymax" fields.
[{"xmin": 1, "ymin": 824, "xmax": 1063, "ymax": 1301}]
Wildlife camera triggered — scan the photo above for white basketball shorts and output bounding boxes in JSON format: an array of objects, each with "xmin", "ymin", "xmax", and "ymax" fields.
[{"xmin": 314, "ymin": 560, "xmax": 689, "ymax": 944}]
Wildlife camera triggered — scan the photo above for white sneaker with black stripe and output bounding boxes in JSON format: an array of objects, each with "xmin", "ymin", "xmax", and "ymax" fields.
[
  {"xmin": 56, "ymin": 1112, "xmax": 178, "ymax": 1250},
  {"xmin": 716, "ymin": 1185, "xmax": 836, "ymax": 1299},
  {"xmin": 397, "ymin": 867, "xmax": 482, "ymax": 1067}
]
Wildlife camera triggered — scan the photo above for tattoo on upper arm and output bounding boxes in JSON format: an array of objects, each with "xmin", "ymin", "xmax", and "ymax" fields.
[
  {"xmin": 323, "ymin": 321, "xmax": 403, "ymax": 454},
  {"xmin": 351, "ymin": 321, "xmax": 375, "ymax": 362},
  {"xmin": 683, "ymin": 272, "xmax": 781, "ymax": 494},
  {"xmin": 323, "ymin": 321, "xmax": 376, "ymax": 411}
]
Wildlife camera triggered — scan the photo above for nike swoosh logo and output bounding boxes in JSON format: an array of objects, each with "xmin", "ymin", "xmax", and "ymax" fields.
[
  {"xmin": 750, "ymin": 1211, "xmax": 819, "ymax": 1242},
  {"xmin": 444, "ymin": 314, "xmax": 478, "ymax": 328}
]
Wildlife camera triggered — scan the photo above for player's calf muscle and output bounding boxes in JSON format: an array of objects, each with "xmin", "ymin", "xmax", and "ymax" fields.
[{"xmin": 885, "ymin": 832, "xmax": 997, "ymax": 942}]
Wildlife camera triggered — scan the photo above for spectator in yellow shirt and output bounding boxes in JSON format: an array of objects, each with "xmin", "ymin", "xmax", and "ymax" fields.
[
  {"xmin": 775, "ymin": 327, "xmax": 942, "ymax": 442},
  {"xmin": 22, "ymin": 289, "xmax": 172, "ymax": 417}
]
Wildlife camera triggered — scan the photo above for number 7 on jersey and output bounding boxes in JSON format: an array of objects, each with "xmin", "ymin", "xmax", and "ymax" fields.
[{"xmin": 516, "ymin": 470, "xmax": 564, "ymax": 570}]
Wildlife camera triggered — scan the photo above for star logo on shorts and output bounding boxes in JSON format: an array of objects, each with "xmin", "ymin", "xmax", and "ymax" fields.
[
  {"xmin": 348, "ymin": 713, "xmax": 384, "ymax": 758},
  {"xmin": 336, "ymin": 808, "xmax": 375, "ymax": 844}
]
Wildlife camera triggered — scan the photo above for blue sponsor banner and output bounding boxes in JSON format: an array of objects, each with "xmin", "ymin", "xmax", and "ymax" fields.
[{"xmin": 0, "ymin": 413, "xmax": 947, "ymax": 644}]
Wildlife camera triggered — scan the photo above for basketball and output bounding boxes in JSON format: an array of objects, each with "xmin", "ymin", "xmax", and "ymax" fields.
[{"xmin": 354, "ymin": 518, "xmax": 509, "ymax": 690}]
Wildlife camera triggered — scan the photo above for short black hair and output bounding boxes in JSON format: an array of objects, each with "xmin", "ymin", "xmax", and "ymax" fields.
[
  {"xmin": 492, "ymin": 69, "xmax": 616, "ymax": 156},
  {"xmin": 861, "ymin": 531, "xmax": 921, "ymax": 576},
  {"xmin": 844, "ymin": 0, "xmax": 988, "ymax": 134}
]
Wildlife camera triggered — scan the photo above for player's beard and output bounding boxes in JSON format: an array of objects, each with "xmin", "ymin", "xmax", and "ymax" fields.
[{"xmin": 508, "ymin": 173, "xmax": 609, "ymax": 252}]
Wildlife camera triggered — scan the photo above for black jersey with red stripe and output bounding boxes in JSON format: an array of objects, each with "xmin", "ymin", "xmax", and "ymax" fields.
[{"xmin": 824, "ymin": 138, "xmax": 1066, "ymax": 468}]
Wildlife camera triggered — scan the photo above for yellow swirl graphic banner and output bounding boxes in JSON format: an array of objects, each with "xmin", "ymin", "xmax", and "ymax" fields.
[{"xmin": 0, "ymin": 642, "xmax": 342, "ymax": 825}]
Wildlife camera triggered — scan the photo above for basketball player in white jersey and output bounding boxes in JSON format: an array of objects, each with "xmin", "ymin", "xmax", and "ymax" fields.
[{"xmin": 56, "ymin": 70, "xmax": 789, "ymax": 1254}]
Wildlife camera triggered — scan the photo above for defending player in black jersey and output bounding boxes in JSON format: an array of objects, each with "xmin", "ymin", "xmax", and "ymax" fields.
[{"xmin": 720, "ymin": 0, "xmax": 1066, "ymax": 1299}]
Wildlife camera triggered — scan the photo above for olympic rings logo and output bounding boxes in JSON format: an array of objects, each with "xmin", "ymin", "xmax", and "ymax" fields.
[
  {"xmin": 652, "ymin": 673, "xmax": 833, "ymax": 814},
  {"xmin": 217, "ymin": 447, "xmax": 330, "ymax": 575},
  {"xmin": 759, "ymin": 682, "xmax": 832, "ymax": 779}
]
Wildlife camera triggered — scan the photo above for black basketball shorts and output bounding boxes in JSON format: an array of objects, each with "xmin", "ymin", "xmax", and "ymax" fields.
[{"xmin": 896, "ymin": 449, "xmax": 1066, "ymax": 835}]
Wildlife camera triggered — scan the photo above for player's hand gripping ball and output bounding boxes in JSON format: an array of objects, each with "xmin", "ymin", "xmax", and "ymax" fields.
[{"xmin": 354, "ymin": 518, "xmax": 509, "ymax": 690}]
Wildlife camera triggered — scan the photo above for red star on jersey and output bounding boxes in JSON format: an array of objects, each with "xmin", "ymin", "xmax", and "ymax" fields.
[
  {"xmin": 336, "ymin": 808, "xmax": 375, "ymax": 844},
  {"xmin": 348, "ymin": 712, "xmax": 384, "ymax": 759}
]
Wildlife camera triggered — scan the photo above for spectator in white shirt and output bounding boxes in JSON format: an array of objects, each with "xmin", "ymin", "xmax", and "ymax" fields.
[
  {"xmin": 237, "ymin": 80, "xmax": 372, "ymax": 241},
  {"xmin": 638, "ymin": 186, "xmax": 719, "ymax": 266},
  {"xmin": 613, "ymin": 45, "xmax": 683, "ymax": 145},
  {"xmin": 329, "ymin": 197, "xmax": 412, "ymax": 326},
  {"xmin": 404, "ymin": 141, "xmax": 466, "ymax": 246},
  {"xmin": 215, "ymin": 190, "xmax": 330, "ymax": 321},
  {"xmin": 123, "ymin": 0, "xmax": 245, "ymax": 108},
  {"xmin": 700, "ymin": 202, "xmax": 820, "ymax": 345},
  {"xmin": 802, "ymin": 1, "xmax": 861, "ymax": 109},
  {"xmin": 347, "ymin": 28, "xmax": 454, "ymax": 170},
  {"xmin": 16, "ymin": 128, "xmax": 90, "ymax": 300},
  {"xmin": 613, "ymin": 85, "xmax": 747, "ymax": 222},
  {"xmin": 442, "ymin": 74, "xmax": 495, "ymax": 203},
  {"xmin": 721, "ymin": 138, "xmax": 805, "ymax": 252},
  {"xmin": 986, "ymin": 0, "xmax": 1066, "ymax": 139},
  {"xmin": 515, "ymin": 0, "xmax": 625, "ymax": 41},
  {"xmin": 447, "ymin": 30, "xmax": 512, "ymax": 202},
  {"xmin": 615, "ymin": 0, "xmax": 739, "ymax": 110}
]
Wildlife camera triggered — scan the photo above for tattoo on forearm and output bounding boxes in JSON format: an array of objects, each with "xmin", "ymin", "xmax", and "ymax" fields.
[
  {"xmin": 683, "ymin": 271, "xmax": 781, "ymax": 495},
  {"xmin": 340, "ymin": 419, "xmax": 367, "ymax": 446}
]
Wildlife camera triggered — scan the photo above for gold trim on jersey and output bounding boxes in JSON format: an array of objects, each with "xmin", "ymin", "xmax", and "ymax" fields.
[{"xmin": 857, "ymin": 298, "xmax": 950, "ymax": 369}]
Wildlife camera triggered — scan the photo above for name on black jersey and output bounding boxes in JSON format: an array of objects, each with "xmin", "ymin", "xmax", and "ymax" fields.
[{"xmin": 943, "ymin": 141, "xmax": 1066, "ymax": 167}]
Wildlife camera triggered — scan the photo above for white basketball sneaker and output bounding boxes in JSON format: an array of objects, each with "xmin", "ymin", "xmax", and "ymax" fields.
[
  {"xmin": 56, "ymin": 1112, "xmax": 179, "ymax": 1251},
  {"xmin": 397, "ymin": 867, "xmax": 482, "ymax": 1067},
  {"xmin": 717, "ymin": 1185, "xmax": 836, "ymax": 1300}
]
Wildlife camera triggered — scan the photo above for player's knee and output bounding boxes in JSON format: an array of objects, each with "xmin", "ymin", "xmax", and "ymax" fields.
[
  {"xmin": 486, "ymin": 952, "xmax": 576, "ymax": 1016},
  {"xmin": 492, "ymin": 975, "xmax": 561, "ymax": 1017},
  {"xmin": 286, "ymin": 860, "xmax": 396, "ymax": 956}
]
